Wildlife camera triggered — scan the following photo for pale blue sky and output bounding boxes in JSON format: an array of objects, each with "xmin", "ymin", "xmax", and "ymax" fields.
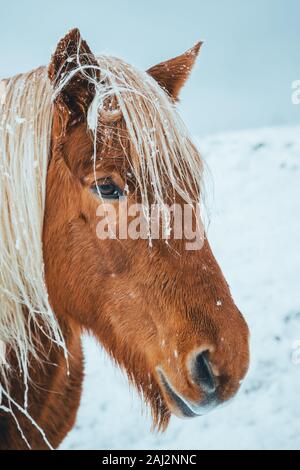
[{"xmin": 0, "ymin": 0, "xmax": 299, "ymax": 135}]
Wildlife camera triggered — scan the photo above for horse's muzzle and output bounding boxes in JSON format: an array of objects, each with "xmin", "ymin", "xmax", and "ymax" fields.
[{"xmin": 157, "ymin": 351, "xmax": 220, "ymax": 418}]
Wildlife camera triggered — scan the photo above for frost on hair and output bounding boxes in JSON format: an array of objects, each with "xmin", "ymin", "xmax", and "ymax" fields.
[
  {"xmin": 50, "ymin": 50, "xmax": 203, "ymax": 237},
  {"xmin": 0, "ymin": 69, "xmax": 67, "ymax": 448}
]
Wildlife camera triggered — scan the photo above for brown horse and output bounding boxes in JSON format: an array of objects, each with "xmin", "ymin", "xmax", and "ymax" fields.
[{"xmin": 0, "ymin": 28, "xmax": 249, "ymax": 449}]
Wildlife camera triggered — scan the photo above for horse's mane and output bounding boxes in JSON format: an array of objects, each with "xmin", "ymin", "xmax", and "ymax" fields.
[
  {"xmin": 0, "ymin": 68, "xmax": 67, "ymax": 413},
  {"xmin": 63, "ymin": 54, "xmax": 203, "ymax": 223},
  {"xmin": 0, "ymin": 54, "xmax": 203, "ymax": 438}
]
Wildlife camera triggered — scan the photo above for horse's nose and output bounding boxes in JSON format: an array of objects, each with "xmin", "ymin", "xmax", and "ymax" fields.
[
  {"xmin": 157, "ymin": 350, "xmax": 221, "ymax": 418},
  {"xmin": 191, "ymin": 350, "xmax": 216, "ymax": 394}
]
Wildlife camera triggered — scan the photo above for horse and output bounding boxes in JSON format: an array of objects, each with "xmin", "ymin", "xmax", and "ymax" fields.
[{"xmin": 0, "ymin": 28, "xmax": 249, "ymax": 449}]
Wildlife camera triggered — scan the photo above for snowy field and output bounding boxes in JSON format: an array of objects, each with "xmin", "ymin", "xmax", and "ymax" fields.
[{"xmin": 61, "ymin": 125, "xmax": 300, "ymax": 450}]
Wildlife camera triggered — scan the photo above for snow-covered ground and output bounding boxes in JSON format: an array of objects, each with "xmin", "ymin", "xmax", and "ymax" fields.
[{"xmin": 61, "ymin": 125, "xmax": 300, "ymax": 450}]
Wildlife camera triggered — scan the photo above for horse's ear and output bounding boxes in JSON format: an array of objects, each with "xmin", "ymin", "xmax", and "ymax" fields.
[
  {"xmin": 48, "ymin": 28, "xmax": 99, "ymax": 128},
  {"xmin": 147, "ymin": 42, "xmax": 202, "ymax": 101}
]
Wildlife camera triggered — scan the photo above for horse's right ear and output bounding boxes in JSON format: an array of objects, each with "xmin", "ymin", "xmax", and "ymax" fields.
[{"xmin": 48, "ymin": 28, "xmax": 99, "ymax": 129}]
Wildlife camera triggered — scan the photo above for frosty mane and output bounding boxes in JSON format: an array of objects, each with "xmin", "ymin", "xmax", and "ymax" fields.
[
  {"xmin": 0, "ymin": 68, "xmax": 66, "ymax": 439},
  {"xmin": 54, "ymin": 50, "xmax": 203, "ymax": 225}
]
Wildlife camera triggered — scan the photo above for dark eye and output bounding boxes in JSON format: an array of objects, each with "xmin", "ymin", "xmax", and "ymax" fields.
[{"xmin": 91, "ymin": 179, "xmax": 124, "ymax": 200}]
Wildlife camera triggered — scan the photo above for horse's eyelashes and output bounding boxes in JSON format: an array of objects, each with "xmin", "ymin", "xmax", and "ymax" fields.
[{"xmin": 91, "ymin": 179, "xmax": 124, "ymax": 200}]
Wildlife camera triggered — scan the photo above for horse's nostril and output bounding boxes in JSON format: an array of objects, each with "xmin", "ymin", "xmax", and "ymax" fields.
[{"xmin": 192, "ymin": 351, "xmax": 216, "ymax": 393}]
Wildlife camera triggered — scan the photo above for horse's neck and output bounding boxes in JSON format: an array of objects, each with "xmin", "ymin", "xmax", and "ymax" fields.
[{"xmin": 0, "ymin": 318, "xmax": 84, "ymax": 450}]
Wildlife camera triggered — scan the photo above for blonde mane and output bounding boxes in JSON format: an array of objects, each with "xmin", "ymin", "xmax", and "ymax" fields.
[
  {"xmin": 0, "ymin": 68, "xmax": 66, "ymax": 444},
  {"xmin": 53, "ymin": 49, "xmax": 203, "ymax": 230},
  {"xmin": 0, "ymin": 52, "xmax": 203, "ymax": 443}
]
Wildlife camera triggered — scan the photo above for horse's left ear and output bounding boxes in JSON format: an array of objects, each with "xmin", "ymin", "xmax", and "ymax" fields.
[
  {"xmin": 147, "ymin": 42, "xmax": 202, "ymax": 101},
  {"xmin": 48, "ymin": 28, "xmax": 100, "ymax": 129}
]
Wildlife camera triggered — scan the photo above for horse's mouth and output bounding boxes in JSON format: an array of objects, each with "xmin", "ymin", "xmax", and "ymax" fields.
[{"xmin": 156, "ymin": 368, "xmax": 218, "ymax": 418}]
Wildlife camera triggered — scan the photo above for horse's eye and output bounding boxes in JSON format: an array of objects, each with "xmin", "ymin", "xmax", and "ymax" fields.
[{"xmin": 91, "ymin": 179, "xmax": 124, "ymax": 200}]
